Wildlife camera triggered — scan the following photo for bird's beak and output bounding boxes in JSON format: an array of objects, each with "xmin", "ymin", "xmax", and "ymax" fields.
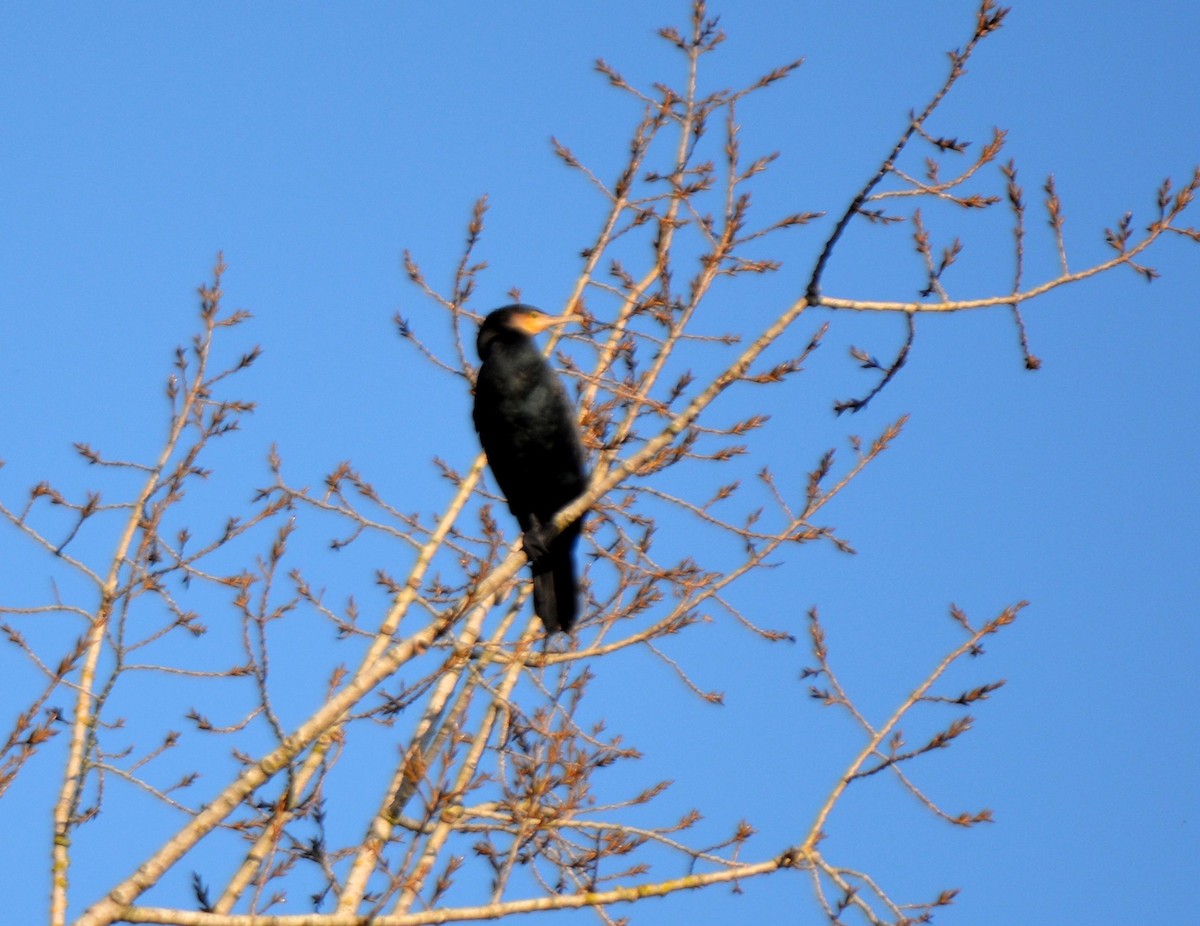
[{"xmin": 522, "ymin": 312, "xmax": 579, "ymax": 335}]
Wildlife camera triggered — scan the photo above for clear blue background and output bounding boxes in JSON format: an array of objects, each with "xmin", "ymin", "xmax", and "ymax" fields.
[{"xmin": 1, "ymin": 3, "xmax": 1197, "ymax": 923}]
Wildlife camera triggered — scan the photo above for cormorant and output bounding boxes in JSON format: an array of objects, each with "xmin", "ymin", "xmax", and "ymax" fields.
[{"xmin": 473, "ymin": 305, "xmax": 587, "ymax": 633}]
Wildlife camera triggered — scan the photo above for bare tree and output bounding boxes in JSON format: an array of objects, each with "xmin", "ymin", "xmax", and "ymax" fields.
[{"xmin": 3, "ymin": 3, "xmax": 1196, "ymax": 925}]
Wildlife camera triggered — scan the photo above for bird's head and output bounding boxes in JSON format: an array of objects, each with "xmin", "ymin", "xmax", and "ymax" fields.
[
  {"xmin": 493, "ymin": 304, "xmax": 576, "ymax": 336},
  {"xmin": 477, "ymin": 304, "xmax": 578, "ymax": 358}
]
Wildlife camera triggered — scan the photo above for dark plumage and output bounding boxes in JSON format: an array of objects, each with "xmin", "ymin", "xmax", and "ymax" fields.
[{"xmin": 473, "ymin": 305, "xmax": 587, "ymax": 633}]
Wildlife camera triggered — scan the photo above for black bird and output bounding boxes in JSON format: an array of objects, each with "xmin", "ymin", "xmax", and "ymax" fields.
[{"xmin": 473, "ymin": 305, "xmax": 587, "ymax": 633}]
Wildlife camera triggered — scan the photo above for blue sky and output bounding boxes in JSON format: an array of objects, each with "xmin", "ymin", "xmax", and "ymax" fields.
[{"xmin": 1, "ymin": 3, "xmax": 1197, "ymax": 924}]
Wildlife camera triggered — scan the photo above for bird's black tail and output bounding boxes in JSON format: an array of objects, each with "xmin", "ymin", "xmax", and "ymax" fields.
[{"xmin": 531, "ymin": 529, "xmax": 579, "ymax": 634}]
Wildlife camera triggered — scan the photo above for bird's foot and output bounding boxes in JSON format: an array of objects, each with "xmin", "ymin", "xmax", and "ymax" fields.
[{"xmin": 522, "ymin": 526, "xmax": 550, "ymax": 563}]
